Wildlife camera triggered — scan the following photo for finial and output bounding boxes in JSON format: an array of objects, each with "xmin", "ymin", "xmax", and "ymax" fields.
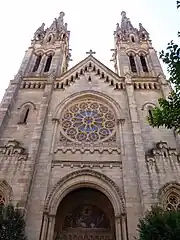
[
  {"xmin": 86, "ymin": 49, "xmax": 96, "ymax": 55},
  {"xmin": 60, "ymin": 11, "xmax": 65, "ymax": 18},
  {"xmin": 121, "ymin": 11, "xmax": 126, "ymax": 17}
]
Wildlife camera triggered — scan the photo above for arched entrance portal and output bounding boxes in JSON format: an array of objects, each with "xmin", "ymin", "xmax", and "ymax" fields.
[{"xmin": 54, "ymin": 188, "xmax": 115, "ymax": 240}]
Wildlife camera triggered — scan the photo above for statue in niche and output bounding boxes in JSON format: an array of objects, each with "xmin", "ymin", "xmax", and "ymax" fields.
[
  {"xmin": 33, "ymin": 23, "xmax": 45, "ymax": 41},
  {"xmin": 63, "ymin": 204, "xmax": 110, "ymax": 229}
]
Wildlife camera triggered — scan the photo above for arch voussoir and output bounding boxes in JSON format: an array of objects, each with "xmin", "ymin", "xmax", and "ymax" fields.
[{"xmin": 45, "ymin": 169, "xmax": 125, "ymax": 216}]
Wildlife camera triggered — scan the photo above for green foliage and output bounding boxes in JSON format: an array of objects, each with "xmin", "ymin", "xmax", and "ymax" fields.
[
  {"xmin": 148, "ymin": 4, "xmax": 180, "ymax": 133},
  {"xmin": 0, "ymin": 204, "xmax": 27, "ymax": 240},
  {"xmin": 177, "ymin": 1, "xmax": 180, "ymax": 9},
  {"xmin": 137, "ymin": 206, "xmax": 180, "ymax": 240}
]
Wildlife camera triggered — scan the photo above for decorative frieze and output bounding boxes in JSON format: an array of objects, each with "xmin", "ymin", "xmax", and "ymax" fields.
[
  {"xmin": 52, "ymin": 161, "xmax": 122, "ymax": 169},
  {"xmin": 0, "ymin": 140, "xmax": 28, "ymax": 161},
  {"xmin": 146, "ymin": 141, "xmax": 179, "ymax": 170}
]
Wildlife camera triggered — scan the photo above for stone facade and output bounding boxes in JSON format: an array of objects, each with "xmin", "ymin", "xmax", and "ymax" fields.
[{"xmin": 0, "ymin": 10, "xmax": 180, "ymax": 240}]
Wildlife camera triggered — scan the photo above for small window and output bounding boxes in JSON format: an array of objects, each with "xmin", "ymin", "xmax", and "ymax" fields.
[
  {"xmin": 140, "ymin": 55, "xmax": 148, "ymax": 72},
  {"xmin": 18, "ymin": 106, "xmax": 30, "ymax": 124},
  {"xmin": 141, "ymin": 33, "xmax": 146, "ymax": 40},
  {"xmin": 148, "ymin": 108, "xmax": 153, "ymax": 119},
  {"xmin": 131, "ymin": 36, "xmax": 135, "ymax": 43},
  {"xmin": 129, "ymin": 55, "xmax": 137, "ymax": 73},
  {"xmin": 47, "ymin": 35, "xmax": 52, "ymax": 43},
  {"xmin": 23, "ymin": 108, "xmax": 29, "ymax": 123},
  {"xmin": 44, "ymin": 55, "xmax": 52, "ymax": 72},
  {"xmin": 32, "ymin": 55, "xmax": 42, "ymax": 72}
]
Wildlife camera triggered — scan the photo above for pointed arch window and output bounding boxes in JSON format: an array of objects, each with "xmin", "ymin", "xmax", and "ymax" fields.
[
  {"xmin": 131, "ymin": 35, "xmax": 135, "ymax": 43},
  {"xmin": 0, "ymin": 192, "xmax": 5, "ymax": 206},
  {"xmin": 18, "ymin": 103, "xmax": 36, "ymax": 124},
  {"xmin": 129, "ymin": 55, "xmax": 137, "ymax": 73},
  {"xmin": 32, "ymin": 55, "xmax": 42, "ymax": 72},
  {"xmin": 44, "ymin": 55, "xmax": 52, "ymax": 72},
  {"xmin": 165, "ymin": 193, "xmax": 180, "ymax": 211},
  {"xmin": 19, "ymin": 107, "xmax": 30, "ymax": 124},
  {"xmin": 140, "ymin": 55, "xmax": 148, "ymax": 72}
]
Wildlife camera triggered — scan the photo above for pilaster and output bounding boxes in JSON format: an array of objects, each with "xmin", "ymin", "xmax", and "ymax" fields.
[
  {"xmin": 124, "ymin": 73, "xmax": 147, "ymax": 213},
  {"xmin": 25, "ymin": 71, "xmax": 55, "ymax": 239}
]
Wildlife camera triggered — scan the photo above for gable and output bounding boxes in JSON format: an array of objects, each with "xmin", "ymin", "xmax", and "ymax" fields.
[{"xmin": 55, "ymin": 55, "xmax": 125, "ymax": 91}]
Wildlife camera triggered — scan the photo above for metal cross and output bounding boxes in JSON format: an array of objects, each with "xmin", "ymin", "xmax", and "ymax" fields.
[{"xmin": 86, "ymin": 49, "xmax": 96, "ymax": 55}]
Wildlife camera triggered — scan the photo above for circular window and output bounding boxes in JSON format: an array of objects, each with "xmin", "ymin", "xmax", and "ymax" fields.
[{"xmin": 61, "ymin": 99, "xmax": 116, "ymax": 143}]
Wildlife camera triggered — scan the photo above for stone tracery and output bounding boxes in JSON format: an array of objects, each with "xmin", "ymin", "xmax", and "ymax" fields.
[
  {"xmin": 165, "ymin": 193, "xmax": 180, "ymax": 211},
  {"xmin": 61, "ymin": 98, "xmax": 116, "ymax": 143}
]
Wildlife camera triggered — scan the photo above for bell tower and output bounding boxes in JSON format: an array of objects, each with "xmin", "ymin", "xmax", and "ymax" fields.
[
  {"xmin": 18, "ymin": 11, "xmax": 71, "ymax": 77},
  {"xmin": 112, "ymin": 11, "xmax": 163, "ymax": 77}
]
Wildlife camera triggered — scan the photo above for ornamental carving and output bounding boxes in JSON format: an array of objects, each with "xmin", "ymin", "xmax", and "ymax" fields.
[
  {"xmin": 63, "ymin": 204, "xmax": 110, "ymax": 229},
  {"xmin": 0, "ymin": 140, "xmax": 28, "ymax": 161},
  {"xmin": 165, "ymin": 193, "xmax": 180, "ymax": 211},
  {"xmin": 60, "ymin": 99, "xmax": 116, "ymax": 144},
  {"xmin": 44, "ymin": 169, "xmax": 125, "ymax": 213},
  {"xmin": 146, "ymin": 141, "xmax": 179, "ymax": 169}
]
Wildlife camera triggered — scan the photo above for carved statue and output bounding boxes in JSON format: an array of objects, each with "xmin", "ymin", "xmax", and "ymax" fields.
[{"xmin": 34, "ymin": 23, "xmax": 45, "ymax": 41}]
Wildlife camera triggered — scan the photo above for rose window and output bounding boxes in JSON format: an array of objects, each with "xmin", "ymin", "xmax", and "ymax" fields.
[
  {"xmin": 61, "ymin": 99, "xmax": 116, "ymax": 143},
  {"xmin": 165, "ymin": 193, "xmax": 180, "ymax": 211}
]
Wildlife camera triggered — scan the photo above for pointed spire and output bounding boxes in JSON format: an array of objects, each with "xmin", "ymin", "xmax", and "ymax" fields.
[
  {"xmin": 114, "ymin": 11, "xmax": 150, "ymax": 42},
  {"xmin": 32, "ymin": 11, "xmax": 70, "ymax": 45},
  {"xmin": 121, "ymin": 11, "xmax": 134, "ymax": 32}
]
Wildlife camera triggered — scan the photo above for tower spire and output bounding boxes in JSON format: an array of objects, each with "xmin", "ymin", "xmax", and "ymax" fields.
[
  {"xmin": 112, "ymin": 11, "xmax": 163, "ymax": 76},
  {"xmin": 18, "ymin": 11, "xmax": 71, "ymax": 78}
]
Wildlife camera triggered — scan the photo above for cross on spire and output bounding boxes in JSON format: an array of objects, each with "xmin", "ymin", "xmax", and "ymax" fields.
[{"xmin": 86, "ymin": 49, "xmax": 96, "ymax": 55}]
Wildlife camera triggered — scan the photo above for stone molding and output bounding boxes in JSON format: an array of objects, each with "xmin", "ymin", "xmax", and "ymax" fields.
[
  {"xmin": 44, "ymin": 169, "xmax": 126, "ymax": 215},
  {"xmin": 146, "ymin": 141, "xmax": 179, "ymax": 168},
  {"xmin": 0, "ymin": 140, "xmax": 28, "ymax": 161}
]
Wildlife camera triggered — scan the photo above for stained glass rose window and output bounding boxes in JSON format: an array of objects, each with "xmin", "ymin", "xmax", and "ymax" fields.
[{"xmin": 61, "ymin": 99, "xmax": 116, "ymax": 143}]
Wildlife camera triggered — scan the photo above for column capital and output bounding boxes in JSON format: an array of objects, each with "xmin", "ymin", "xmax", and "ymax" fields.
[
  {"xmin": 52, "ymin": 118, "xmax": 59, "ymax": 123},
  {"xmin": 117, "ymin": 118, "xmax": 125, "ymax": 125}
]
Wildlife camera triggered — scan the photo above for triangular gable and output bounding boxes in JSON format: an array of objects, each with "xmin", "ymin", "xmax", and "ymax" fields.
[
  {"xmin": 55, "ymin": 55, "xmax": 125, "ymax": 90},
  {"xmin": 58, "ymin": 55, "xmax": 122, "ymax": 81}
]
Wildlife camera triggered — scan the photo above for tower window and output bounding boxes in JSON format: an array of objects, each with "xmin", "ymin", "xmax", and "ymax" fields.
[
  {"xmin": 140, "ymin": 55, "xmax": 148, "ymax": 72},
  {"xmin": 131, "ymin": 36, "xmax": 135, "ymax": 43},
  {"xmin": 129, "ymin": 55, "xmax": 137, "ymax": 73},
  {"xmin": 23, "ymin": 108, "xmax": 29, "ymax": 123},
  {"xmin": 19, "ymin": 107, "xmax": 30, "ymax": 124},
  {"xmin": 44, "ymin": 55, "xmax": 52, "ymax": 72},
  {"xmin": 32, "ymin": 55, "xmax": 42, "ymax": 72}
]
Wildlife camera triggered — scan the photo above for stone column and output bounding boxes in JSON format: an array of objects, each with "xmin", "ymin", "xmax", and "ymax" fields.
[
  {"xmin": 50, "ymin": 118, "xmax": 59, "ymax": 153},
  {"xmin": 121, "ymin": 214, "xmax": 128, "ymax": 240},
  {"xmin": 47, "ymin": 215, "xmax": 56, "ymax": 240},
  {"xmin": 40, "ymin": 214, "xmax": 49, "ymax": 240},
  {"xmin": 134, "ymin": 56, "xmax": 141, "ymax": 76},
  {"xmin": 115, "ymin": 215, "xmax": 123, "ymax": 240},
  {"xmin": 136, "ymin": 55, "xmax": 143, "ymax": 76},
  {"xmin": 38, "ymin": 55, "xmax": 47, "ymax": 74},
  {"xmin": 117, "ymin": 119, "xmax": 125, "ymax": 156}
]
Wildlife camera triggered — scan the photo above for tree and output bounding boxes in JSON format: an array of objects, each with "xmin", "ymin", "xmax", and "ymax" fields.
[
  {"xmin": 148, "ymin": 2, "xmax": 180, "ymax": 133},
  {"xmin": 0, "ymin": 204, "xmax": 27, "ymax": 240},
  {"xmin": 137, "ymin": 206, "xmax": 180, "ymax": 240}
]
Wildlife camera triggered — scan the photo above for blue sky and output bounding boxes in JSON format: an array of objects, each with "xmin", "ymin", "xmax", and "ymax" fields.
[{"xmin": 0, "ymin": 0, "xmax": 179, "ymax": 100}]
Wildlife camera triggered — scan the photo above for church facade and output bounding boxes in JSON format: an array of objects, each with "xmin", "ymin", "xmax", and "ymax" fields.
[{"xmin": 0, "ymin": 10, "xmax": 180, "ymax": 240}]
